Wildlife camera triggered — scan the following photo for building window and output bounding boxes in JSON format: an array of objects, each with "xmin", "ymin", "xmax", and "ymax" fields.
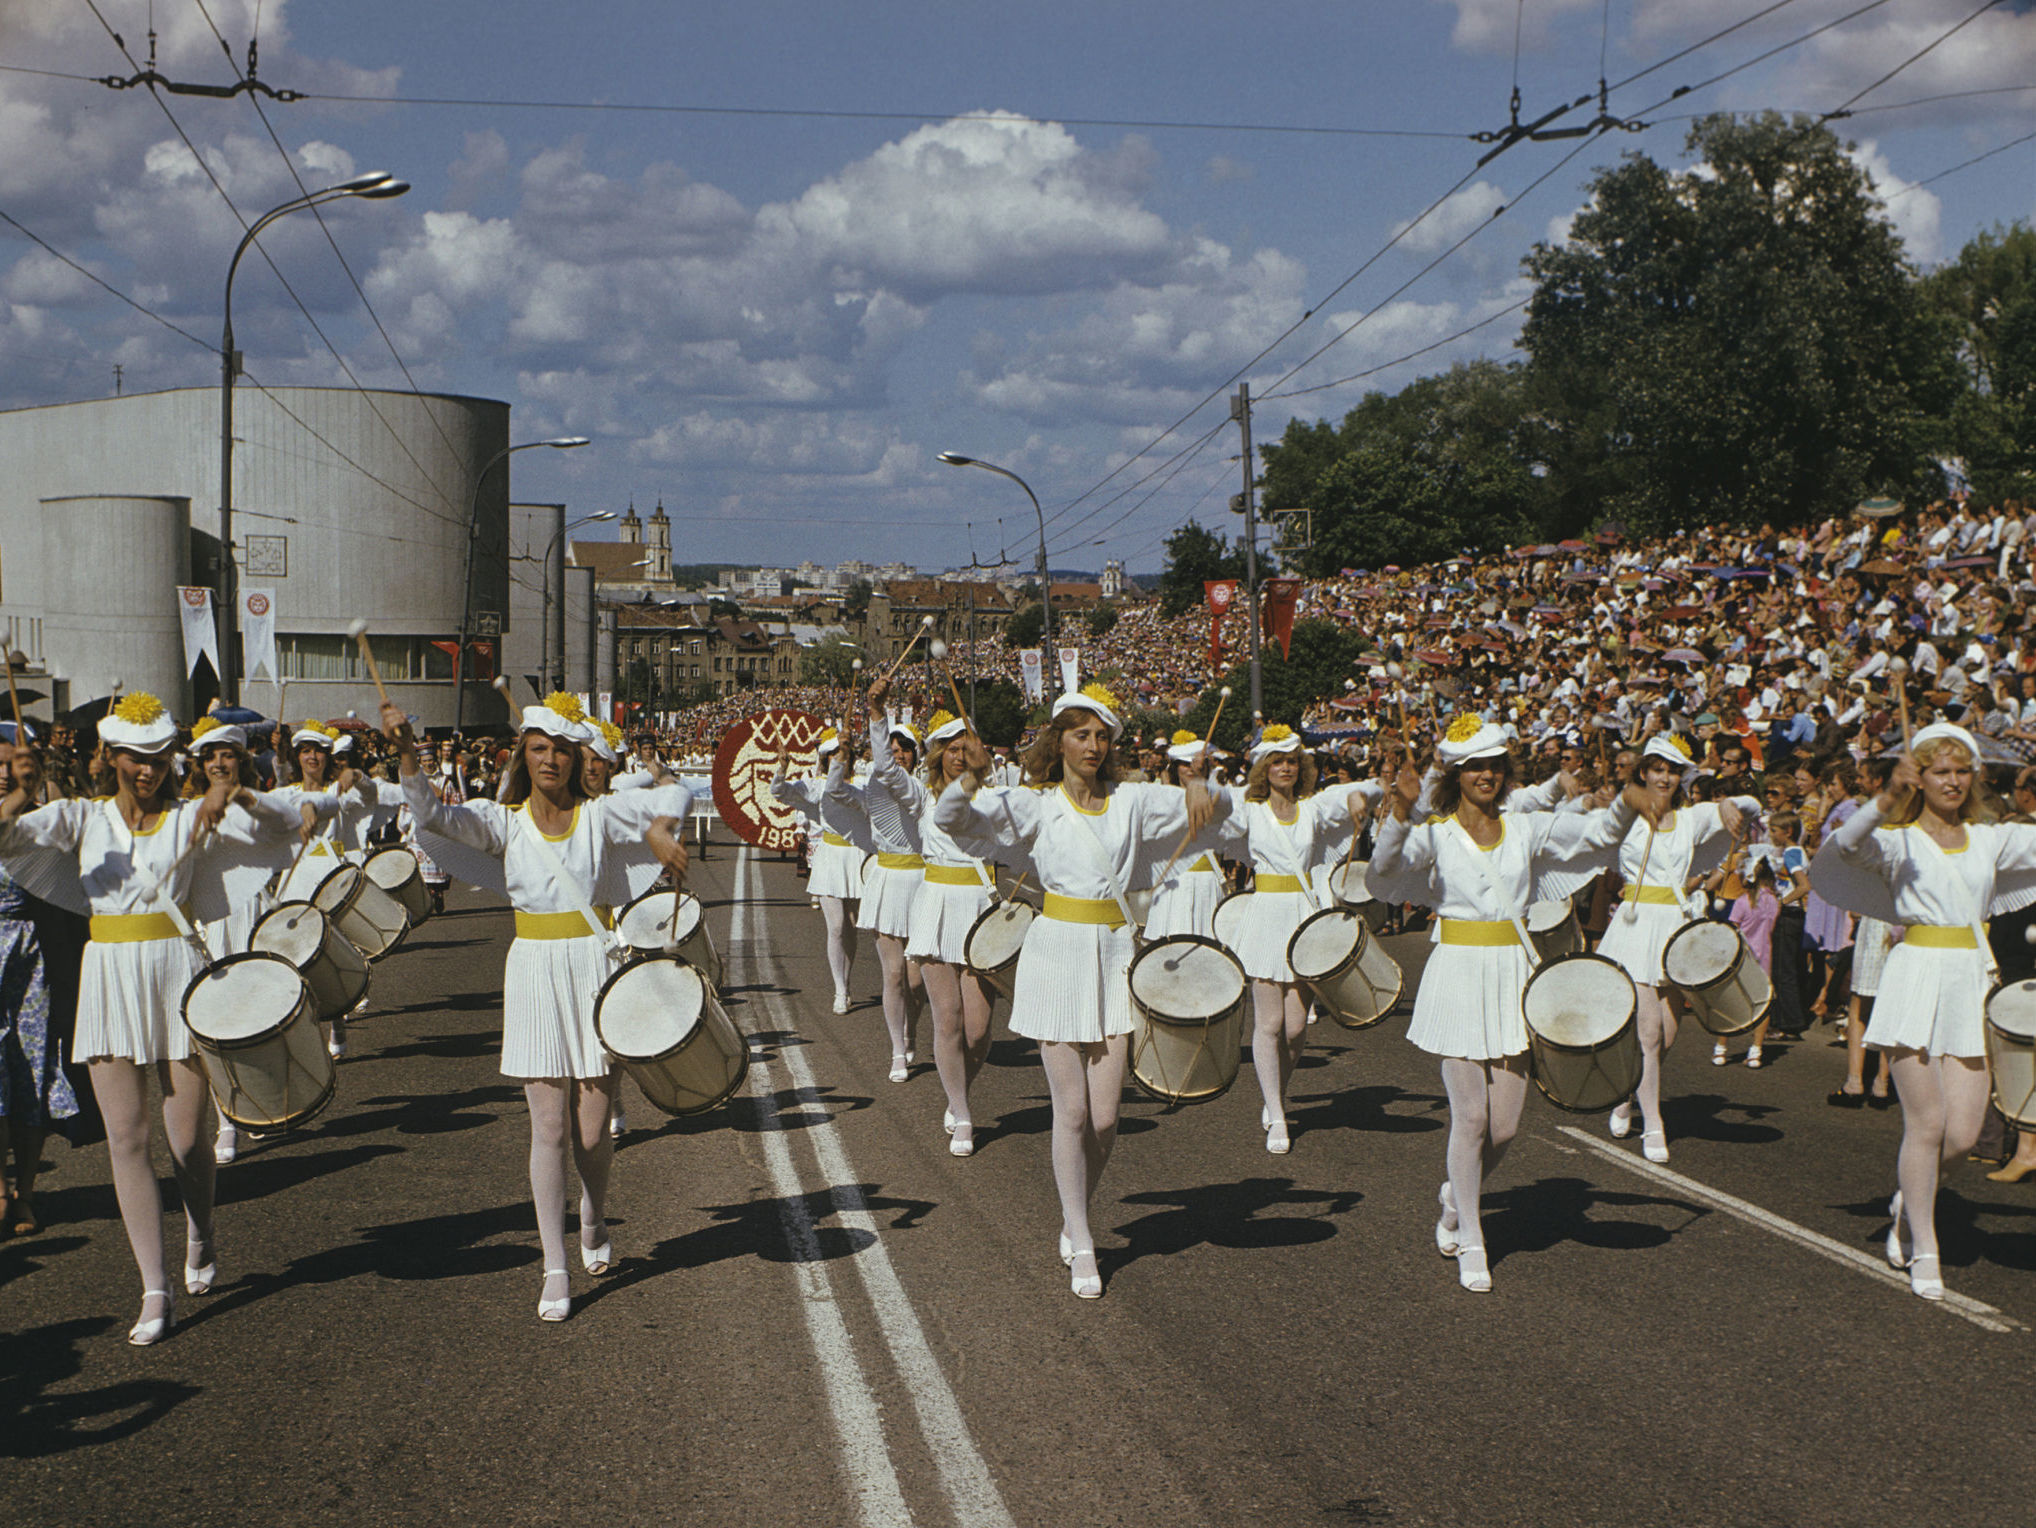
[
  {"xmin": 690, "ymin": 640, "xmax": 701, "ymax": 655},
  {"xmin": 278, "ymin": 633, "xmax": 456, "ymax": 683}
]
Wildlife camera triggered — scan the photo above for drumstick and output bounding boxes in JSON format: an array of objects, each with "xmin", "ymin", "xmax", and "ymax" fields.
[
  {"xmin": 927, "ymin": 637, "xmax": 975, "ymax": 734},
  {"xmin": 878, "ymin": 616, "xmax": 936, "ymax": 685},
  {"xmin": 348, "ymin": 619, "xmax": 393, "ymax": 710},
  {"xmin": 1149, "ymin": 686, "xmax": 1233, "ymax": 891},
  {"xmin": 2, "ymin": 646, "xmax": 23, "ymax": 735},
  {"xmin": 1888, "ymin": 657, "xmax": 1913, "ymax": 754}
]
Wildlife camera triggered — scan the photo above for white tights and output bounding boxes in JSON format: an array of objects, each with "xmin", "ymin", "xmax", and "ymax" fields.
[
  {"xmin": 1632, "ymin": 984, "xmax": 1678, "ymax": 1135},
  {"xmin": 920, "ymin": 961, "xmax": 992, "ymax": 1126},
  {"xmin": 1888, "ymin": 1049, "xmax": 1990, "ymax": 1262},
  {"xmin": 873, "ymin": 934, "xmax": 920, "ymax": 1059},
  {"xmin": 1438, "ymin": 1055, "xmax": 1529, "ymax": 1254},
  {"xmin": 1250, "ymin": 979, "xmax": 1308, "ymax": 1123},
  {"xmin": 1038, "ymin": 1038, "xmax": 1128, "ymax": 1256},
  {"xmin": 819, "ymin": 896, "xmax": 857, "ymax": 999},
  {"xmin": 523, "ymin": 1074, "xmax": 618, "ymax": 1274},
  {"xmin": 89, "ymin": 1058, "xmax": 216, "ymax": 1295}
]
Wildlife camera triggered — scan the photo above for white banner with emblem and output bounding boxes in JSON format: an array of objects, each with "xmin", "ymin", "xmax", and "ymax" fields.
[
  {"xmin": 1017, "ymin": 648, "xmax": 1044, "ymax": 703},
  {"xmin": 241, "ymin": 588, "xmax": 278, "ymax": 682},
  {"xmin": 177, "ymin": 586, "xmax": 220, "ymax": 679}
]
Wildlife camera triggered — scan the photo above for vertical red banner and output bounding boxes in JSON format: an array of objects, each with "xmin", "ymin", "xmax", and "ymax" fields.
[
  {"xmin": 1205, "ymin": 579, "xmax": 1237, "ymax": 668},
  {"xmin": 1261, "ymin": 577, "xmax": 1302, "ymax": 659}
]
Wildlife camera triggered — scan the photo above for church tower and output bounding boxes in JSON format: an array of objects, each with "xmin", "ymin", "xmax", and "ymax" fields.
[
  {"xmin": 620, "ymin": 502, "xmax": 642, "ymax": 545},
  {"xmin": 647, "ymin": 499, "xmax": 672, "ymax": 582}
]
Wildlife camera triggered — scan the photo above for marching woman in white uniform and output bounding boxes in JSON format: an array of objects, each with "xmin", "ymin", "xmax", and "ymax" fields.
[
  {"xmin": 1595, "ymin": 732, "xmax": 1756, "ymax": 1163},
  {"xmin": 1368, "ymin": 716, "xmax": 1644, "ymax": 1293},
  {"xmin": 837, "ymin": 694, "xmax": 928, "ymax": 1081},
  {"xmin": 1815, "ymin": 722, "xmax": 2036, "ymax": 1301},
  {"xmin": 772, "ymin": 727, "xmax": 871, "ymax": 1014},
  {"xmin": 936, "ymin": 683, "xmax": 1226, "ymax": 1298},
  {"xmin": 384, "ymin": 694, "xmax": 690, "ymax": 1322},
  {"xmin": 1142, "ymin": 731, "xmax": 1237, "ymax": 941},
  {"xmin": 0, "ymin": 693, "xmax": 301, "ymax": 1344},
  {"xmin": 1218, "ymin": 725, "xmax": 1363, "ymax": 1155},
  {"xmin": 882, "ymin": 707, "xmax": 996, "ymax": 1157}
]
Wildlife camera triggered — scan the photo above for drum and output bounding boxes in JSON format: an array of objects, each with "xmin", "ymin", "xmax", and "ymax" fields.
[
  {"xmin": 615, "ymin": 889, "xmax": 722, "ymax": 988},
  {"xmin": 181, "ymin": 953, "xmax": 334, "ymax": 1131},
  {"xmin": 364, "ymin": 846, "xmax": 432, "ymax": 926},
  {"xmin": 964, "ymin": 899, "xmax": 1036, "ymax": 1000},
  {"xmin": 1985, "ymin": 979, "xmax": 2036, "ymax": 1127},
  {"xmin": 1211, "ymin": 890, "xmax": 1255, "ymax": 955},
  {"xmin": 1286, "ymin": 908, "xmax": 1403, "ymax": 1029},
  {"xmin": 271, "ymin": 841, "xmax": 345, "ymax": 905},
  {"xmin": 595, "ymin": 955, "xmax": 749, "ymax": 1116},
  {"xmin": 1525, "ymin": 899, "xmax": 1582, "ymax": 963},
  {"xmin": 1661, "ymin": 920, "xmax": 1771, "ymax": 1037},
  {"xmin": 1128, "ymin": 935, "xmax": 1246, "ymax": 1104},
  {"xmin": 250, "ymin": 902, "xmax": 370, "ymax": 1021},
  {"xmin": 312, "ymin": 862, "xmax": 409, "ymax": 962},
  {"xmin": 1327, "ymin": 860, "xmax": 1372, "ymax": 908},
  {"xmin": 1522, "ymin": 953, "xmax": 1641, "ymax": 1113}
]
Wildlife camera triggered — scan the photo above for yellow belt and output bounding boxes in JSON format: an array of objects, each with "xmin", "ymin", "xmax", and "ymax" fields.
[
  {"xmin": 1621, "ymin": 885, "xmax": 1681, "ymax": 905},
  {"xmin": 923, "ymin": 864, "xmax": 984, "ymax": 887},
  {"xmin": 1439, "ymin": 919, "xmax": 1521, "ymax": 946},
  {"xmin": 90, "ymin": 910, "xmax": 188, "ymax": 943},
  {"xmin": 514, "ymin": 907, "xmax": 614, "ymax": 940},
  {"xmin": 1256, "ymin": 873, "xmax": 1307, "ymax": 894},
  {"xmin": 876, "ymin": 853, "xmax": 925, "ymax": 871},
  {"xmin": 822, "ymin": 831, "xmax": 851, "ymax": 847},
  {"xmin": 1042, "ymin": 892, "xmax": 1126, "ymax": 928},
  {"xmin": 1188, "ymin": 856, "xmax": 1217, "ymax": 873},
  {"xmin": 1904, "ymin": 925, "xmax": 1977, "ymax": 949}
]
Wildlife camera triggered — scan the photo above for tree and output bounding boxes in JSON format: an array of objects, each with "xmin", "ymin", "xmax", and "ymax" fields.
[
  {"xmin": 1919, "ymin": 222, "xmax": 2036, "ymax": 502},
  {"xmin": 1007, "ymin": 601, "xmax": 1046, "ymax": 649},
  {"xmin": 615, "ymin": 657, "xmax": 661, "ymax": 709},
  {"xmin": 1179, "ymin": 618, "xmax": 1366, "ymax": 749},
  {"xmin": 1085, "ymin": 601, "xmax": 1120, "ymax": 637},
  {"xmin": 799, "ymin": 631, "xmax": 861, "ymax": 688},
  {"xmin": 1520, "ymin": 113, "xmax": 1953, "ymax": 532},
  {"xmin": 967, "ymin": 679, "xmax": 1030, "ymax": 751},
  {"xmin": 842, "ymin": 579, "xmax": 873, "ymax": 621},
  {"xmin": 1157, "ymin": 520, "xmax": 1245, "ymax": 618}
]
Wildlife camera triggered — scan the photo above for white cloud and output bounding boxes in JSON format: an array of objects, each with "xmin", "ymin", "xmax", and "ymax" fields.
[
  {"xmin": 1848, "ymin": 140, "xmax": 1943, "ymax": 266},
  {"xmin": 1393, "ymin": 181, "xmax": 1507, "ymax": 256},
  {"xmin": 1435, "ymin": 0, "xmax": 1600, "ymax": 53}
]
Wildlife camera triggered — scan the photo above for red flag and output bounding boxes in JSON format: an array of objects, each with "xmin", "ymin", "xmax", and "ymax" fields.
[
  {"xmin": 1261, "ymin": 577, "xmax": 1302, "ymax": 659},
  {"xmin": 1205, "ymin": 579, "xmax": 1237, "ymax": 668}
]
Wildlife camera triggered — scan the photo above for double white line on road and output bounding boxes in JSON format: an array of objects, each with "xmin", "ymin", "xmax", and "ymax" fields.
[{"xmin": 730, "ymin": 846, "xmax": 1017, "ymax": 1528}]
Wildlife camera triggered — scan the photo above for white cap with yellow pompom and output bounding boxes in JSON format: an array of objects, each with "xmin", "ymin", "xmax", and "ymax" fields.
[
  {"xmin": 1166, "ymin": 728, "xmax": 1207, "ymax": 764},
  {"xmin": 292, "ymin": 718, "xmax": 343, "ymax": 750},
  {"xmin": 1641, "ymin": 731, "xmax": 1696, "ymax": 778},
  {"xmin": 816, "ymin": 726, "xmax": 842, "ymax": 757},
  {"xmin": 1249, "ymin": 723, "xmax": 1303, "ymax": 762},
  {"xmin": 1435, "ymin": 711, "xmax": 1510, "ymax": 767},
  {"xmin": 924, "ymin": 710, "xmax": 967, "ymax": 746},
  {"xmin": 1051, "ymin": 681, "xmax": 1124, "ymax": 739},
  {"xmin": 587, "ymin": 718, "xmax": 624, "ymax": 763},
  {"xmin": 99, "ymin": 692, "xmax": 178, "ymax": 754},
  {"xmin": 523, "ymin": 691, "xmax": 597, "ymax": 744},
  {"xmin": 190, "ymin": 714, "xmax": 247, "ymax": 753}
]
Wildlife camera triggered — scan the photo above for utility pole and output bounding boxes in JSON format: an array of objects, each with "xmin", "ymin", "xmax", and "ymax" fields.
[
  {"xmin": 112, "ymin": 364, "xmax": 123, "ymax": 396},
  {"xmin": 1232, "ymin": 383, "xmax": 1263, "ymax": 722}
]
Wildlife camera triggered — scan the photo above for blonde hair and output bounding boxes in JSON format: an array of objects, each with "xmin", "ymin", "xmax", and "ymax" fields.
[
  {"xmin": 1888, "ymin": 735, "xmax": 1991, "ymax": 826},
  {"xmin": 1244, "ymin": 750, "xmax": 1317, "ymax": 802},
  {"xmin": 1021, "ymin": 709, "xmax": 1120, "ymax": 787},
  {"xmin": 501, "ymin": 731, "xmax": 587, "ymax": 806}
]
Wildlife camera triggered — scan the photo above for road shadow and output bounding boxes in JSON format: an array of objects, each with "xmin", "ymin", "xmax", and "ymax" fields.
[
  {"xmin": 358, "ymin": 1029, "xmax": 503, "ymax": 1064},
  {"xmin": 1482, "ymin": 1175, "xmax": 1708, "ymax": 1267},
  {"xmin": 307, "ymin": 1082, "xmax": 520, "ymax": 1139},
  {"xmin": 997, "ymin": 1097, "xmax": 1160, "ymax": 1141},
  {"xmin": 1839, "ymin": 1186, "xmax": 2036, "ymax": 1275},
  {"xmin": 1105, "ymin": 1176, "xmax": 1364, "ymax": 1272},
  {"xmin": 1661, "ymin": 1091, "xmax": 1786, "ymax": 1146},
  {"xmin": 0, "ymin": 1233, "xmax": 92, "ymax": 1291},
  {"xmin": 1291, "ymin": 1082, "xmax": 1448, "ymax": 1140},
  {"xmin": 0, "ymin": 1315, "xmax": 200, "ymax": 1458},
  {"xmin": 616, "ymin": 1083, "xmax": 871, "ymax": 1145},
  {"xmin": 365, "ymin": 990, "xmax": 504, "ymax": 1022},
  {"xmin": 746, "ymin": 1027, "xmax": 819, "ymax": 1058}
]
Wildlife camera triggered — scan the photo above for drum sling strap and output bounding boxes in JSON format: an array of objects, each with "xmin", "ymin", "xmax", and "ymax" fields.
[
  {"xmin": 518, "ymin": 806, "xmax": 630, "ymax": 966},
  {"xmin": 1257, "ymin": 802, "xmax": 1322, "ymax": 912},
  {"xmin": 1912, "ymin": 830, "xmax": 1999, "ymax": 981},
  {"xmin": 1447, "ymin": 818, "xmax": 1538, "ymax": 970},
  {"xmin": 112, "ymin": 799, "xmax": 215, "ymax": 964}
]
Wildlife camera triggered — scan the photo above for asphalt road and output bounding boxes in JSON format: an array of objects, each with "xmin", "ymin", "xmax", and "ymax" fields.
[{"xmin": 6, "ymin": 834, "xmax": 2033, "ymax": 1528}]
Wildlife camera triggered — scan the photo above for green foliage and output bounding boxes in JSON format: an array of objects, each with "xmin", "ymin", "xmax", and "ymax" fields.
[
  {"xmin": 1085, "ymin": 601, "xmax": 1120, "ymax": 637},
  {"xmin": 965, "ymin": 679, "xmax": 1030, "ymax": 751},
  {"xmin": 1158, "ymin": 520, "xmax": 1246, "ymax": 617},
  {"xmin": 616, "ymin": 657, "xmax": 660, "ymax": 707},
  {"xmin": 842, "ymin": 579, "xmax": 873, "ymax": 621},
  {"xmin": 1179, "ymin": 619, "xmax": 1365, "ymax": 750},
  {"xmin": 1007, "ymin": 602, "xmax": 1046, "ymax": 649},
  {"xmin": 799, "ymin": 632, "xmax": 861, "ymax": 688},
  {"xmin": 1918, "ymin": 222, "xmax": 2036, "ymax": 501},
  {"xmin": 708, "ymin": 596, "xmax": 743, "ymax": 619}
]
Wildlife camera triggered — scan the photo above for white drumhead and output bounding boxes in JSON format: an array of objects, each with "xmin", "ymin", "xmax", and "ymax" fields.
[
  {"xmin": 1663, "ymin": 920, "xmax": 1742, "ymax": 988},
  {"xmin": 364, "ymin": 847, "xmax": 419, "ymax": 890},
  {"xmin": 599, "ymin": 959, "xmax": 705, "ymax": 1059},
  {"xmin": 185, "ymin": 955, "xmax": 305, "ymax": 1042},
  {"xmin": 617, "ymin": 891, "xmax": 701, "ymax": 948},
  {"xmin": 1526, "ymin": 956, "xmax": 1634, "ymax": 1047},
  {"xmin": 1288, "ymin": 909, "xmax": 1361, "ymax": 981},
  {"xmin": 311, "ymin": 863, "xmax": 364, "ymax": 913},
  {"xmin": 251, "ymin": 904, "xmax": 327, "ymax": 966},
  {"xmin": 1329, "ymin": 862, "xmax": 1372, "ymax": 903},
  {"xmin": 967, "ymin": 900, "xmax": 1035, "ymax": 965},
  {"xmin": 1130, "ymin": 936, "xmax": 1245, "ymax": 1019},
  {"xmin": 1212, "ymin": 892, "xmax": 1254, "ymax": 949},
  {"xmin": 1989, "ymin": 979, "xmax": 2036, "ymax": 1041},
  {"xmin": 1525, "ymin": 899, "xmax": 1573, "ymax": 934}
]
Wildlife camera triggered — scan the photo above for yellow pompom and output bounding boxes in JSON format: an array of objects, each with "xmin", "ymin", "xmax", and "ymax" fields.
[
  {"xmin": 817, "ymin": 727, "xmax": 838, "ymax": 745},
  {"xmin": 1261, "ymin": 723, "xmax": 1296, "ymax": 744},
  {"xmin": 926, "ymin": 709, "xmax": 957, "ymax": 734},
  {"xmin": 595, "ymin": 719, "xmax": 623, "ymax": 749},
  {"xmin": 1079, "ymin": 681, "xmax": 1122, "ymax": 713},
  {"xmin": 1170, "ymin": 729, "xmax": 1199, "ymax": 746},
  {"xmin": 114, "ymin": 692, "xmax": 166, "ymax": 726},
  {"xmin": 544, "ymin": 691, "xmax": 587, "ymax": 724},
  {"xmin": 1445, "ymin": 712, "xmax": 1483, "ymax": 744},
  {"xmin": 1665, "ymin": 733, "xmax": 1692, "ymax": 759},
  {"xmin": 190, "ymin": 715, "xmax": 221, "ymax": 739}
]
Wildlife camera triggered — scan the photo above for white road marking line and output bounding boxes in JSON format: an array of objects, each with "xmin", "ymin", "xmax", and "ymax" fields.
[
  {"xmin": 1555, "ymin": 1125, "xmax": 2024, "ymax": 1335},
  {"xmin": 732, "ymin": 849, "xmax": 915, "ymax": 1528},
  {"xmin": 741, "ymin": 847, "xmax": 1020, "ymax": 1528}
]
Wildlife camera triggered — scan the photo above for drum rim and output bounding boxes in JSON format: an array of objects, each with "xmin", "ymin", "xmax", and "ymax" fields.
[
  {"xmin": 595, "ymin": 952, "xmax": 749, "ymax": 1115},
  {"xmin": 1985, "ymin": 978, "xmax": 2036, "ymax": 1043},
  {"xmin": 963, "ymin": 897, "xmax": 1036, "ymax": 969},
  {"xmin": 1285, "ymin": 906, "xmax": 1367, "ymax": 983},
  {"xmin": 1128, "ymin": 933, "xmax": 1247, "ymax": 1026},
  {"xmin": 617, "ymin": 885, "xmax": 703, "ymax": 946},
  {"xmin": 1522, "ymin": 953, "xmax": 1637, "ymax": 1051},
  {"xmin": 251, "ymin": 900, "xmax": 332, "ymax": 952},
  {"xmin": 1661, "ymin": 918, "xmax": 1746, "ymax": 992},
  {"xmin": 181, "ymin": 951, "xmax": 314, "ymax": 1048},
  {"xmin": 594, "ymin": 951, "xmax": 710, "ymax": 1062}
]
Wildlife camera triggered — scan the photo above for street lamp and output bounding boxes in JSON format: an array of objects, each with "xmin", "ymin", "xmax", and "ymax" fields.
[
  {"xmin": 454, "ymin": 436, "xmax": 590, "ymax": 728},
  {"xmin": 937, "ymin": 452, "xmax": 1053, "ymax": 661},
  {"xmin": 219, "ymin": 171, "xmax": 409, "ymax": 705},
  {"xmin": 541, "ymin": 510, "xmax": 616, "ymax": 691}
]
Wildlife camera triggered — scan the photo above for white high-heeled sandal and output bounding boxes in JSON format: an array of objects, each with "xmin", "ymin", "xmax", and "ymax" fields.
[
  {"xmin": 128, "ymin": 1289, "xmax": 175, "ymax": 1346},
  {"xmin": 1456, "ymin": 1247, "xmax": 1492, "ymax": 1293},
  {"xmin": 1265, "ymin": 1119, "xmax": 1291, "ymax": 1155},
  {"xmin": 888, "ymin": 1054, "xmax": 909, "ymax": 1083},
  {"xmin": 213, "ymin": 1124, "xmax": 238, "ymax": 1165},
  {"xmin": 184, "ymin": 1243, "xmax": 218, "ymax": 1296},
  {"xmin": 1907, "ymin": 1252, "xmax": 1945, "ymax": 1301},
  {"xmin": 948, "ymin": 1122, "xmax": 974, "ymax": 1158},
  {"xmin": 1885, "ymin": 1191, "xmax": 1908, "ymax": 1269},
  {"xmin": 1641, "ymin": 1130, "xmax": 1670, "ymax": 1165},
  {"xmin": 1609, "ymin": 1101, "xmax": 1636, "ymax": 1139},
  {"xmin": 580, "ymin": 1234, "xmax": 614, "ymax": 1277},
  {"xmin": 1058, "ymin": 1231, "xmax": 1075, "ymax": 1266},
  {"xmin": 1435, "ymin": 1183, "xmax": 1460, "ymax": 1258},
  {"xmin": 538, "ymin": 1269, "xmax": 572, "ymax": 1322},
  {"xmin": 1069, "ymin": 1249, "xmax": 1102, "ymax": 1300}
]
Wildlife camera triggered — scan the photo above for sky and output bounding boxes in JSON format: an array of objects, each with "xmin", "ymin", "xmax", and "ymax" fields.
[{"xmin": 2, "ymin": 0, "xmax": 2033, "ymax": 575}]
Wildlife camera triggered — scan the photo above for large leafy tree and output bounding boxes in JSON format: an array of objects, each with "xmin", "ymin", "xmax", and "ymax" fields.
[
  {"xmin": 1919, "ymin": 222, "xmax": 2036, "ymax": 502},
  {"xmin": 1520, "ymin": 112, "xmax": 1953, "ymax": 532},
  {"xmin": 1157, "ymin": 519, "xmax": 1246, "ymax": 618}
]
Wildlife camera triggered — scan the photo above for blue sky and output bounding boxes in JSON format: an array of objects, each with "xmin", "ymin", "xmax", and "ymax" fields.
[{"xmin": 2, "ymin": 1, "xmax": 2033, "ymax": 572}]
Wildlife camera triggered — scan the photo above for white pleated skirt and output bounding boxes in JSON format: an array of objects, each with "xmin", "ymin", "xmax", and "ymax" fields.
[
  {"xmin": 906, "ymin": 875, "xmax": 992, "ymax": 964},
  {"xmin": 74, "ymin": 937, "xmax": 207, "ymax": 1065},
  {"xmin": 1406, "ymin": 942, "xmax": 1531, "ymax": 1061},
  {"xmin": 856, "ymin": 863, "xmax": 922, "ymax": 939},
  {"xmin": 500, "ymin": 934, "xmax": 616, "ymax": 1079},
  {"xmin": 808, "ymin": 839, "xmax": 862, "ymax": 902},
  {"xmin": 1862, "ymin": 942, "xmax": 1986, "ymax": 1058},
  {"xmin": 1225, "ymin": 886, "xmax": 1318, "ymax": 982},
  {"xmin": 1596, "ymin": 902, "xmax": 1684, "ymax": 988},
  {"xmin": 1143, "ymin": 867, "xmax": 1225, "ymax": 941},
  {"xmin": 1851, "ymin": 917, "xmax": 1895, "ymax": 997},
  {"xmin": 1010, "ymin": 916, "xmax": 1136, "ymax": 1044}
]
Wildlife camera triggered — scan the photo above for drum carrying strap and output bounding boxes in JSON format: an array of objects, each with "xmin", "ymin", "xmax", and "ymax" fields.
[
  {"xmin": 1254, "ymin": 800, "xmax": 1323, "ymax": 911},
  {"xmin": 1059, "ymin": 790, "xmax": 1144, "ymax": 938},
  {"xmin": 517, "ymin": 807, "xmax": 630, "ymax": 963},
  {"xmin": 1910, "ymin": 830, "xmax": 1999, "ymax": 979},
  {"xmin": 111, "ymin": 799, "xmax": 214, "ymax": 964},
  {"xmin": 1447, "ymin": 817, "xmax": 1539, "ymax": 971}
]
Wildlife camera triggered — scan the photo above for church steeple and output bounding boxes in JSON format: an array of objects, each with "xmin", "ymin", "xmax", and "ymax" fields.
[
  {"xmin": 620, "ymin": 501, "xmax": 642, "ymax": 544},
  {"xmin": 647, "ymin": 498, "xmax": 671, "ymax": 582}
]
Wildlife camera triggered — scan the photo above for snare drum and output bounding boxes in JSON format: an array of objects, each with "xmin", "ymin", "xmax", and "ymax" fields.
[
  {"xmin": 1327, "ymin": 860, "xmax": 1373, "ymax": 909},
  {"xmin": 595, "ymin": 955, "xmax": 749, "ymax": 1115},
  {"xmin": 1286, "ymin": 908, "xmax": 1403, "ymax": 1029},
  {"xmin": 1985, "ymin": 979, "xmax": 2036, "ymax": 1127},
  {"xmin": 1128, "ymin": 935, "xmax": 1246, "ymax": 1104},
  {"xmin": 271, "ymin": 841, "xmax": 345, "ymax": 905},
  {"xmin": 1523, "ymin": 953, "xmax": 1641, "ymax": 1113},
  {"xmin": 182, "ymin": 953, "xmax": 334, "ymax": 1130},
  {"xmin": 311, "ymin": 862, "xmax": 409, "ymax": 962},
  {"xmin": 1662, "ymin": 920, "xmax": 1771, "ymax": 1037},
  {"xmin": 964, "ymin": 899, "xmax": 1036, "ymax": 1000},
  {"xmin": 1211, "ymin": 890, "xmax": 1255, "ymax": 955},
  {"xmin": 1525, "ymin": 899, "xmax": 1583, "ymax": 963},
  {"xmin": 615, "ymin": 888, "xmax": 722, "ymax": 988},
  {"xmin": 250, "ymin": 902, "xmax": 370, "ymax": 1021},
  {"xmin": 364, "ymin": 846, "xmax": 432, "ymax": 926}
]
